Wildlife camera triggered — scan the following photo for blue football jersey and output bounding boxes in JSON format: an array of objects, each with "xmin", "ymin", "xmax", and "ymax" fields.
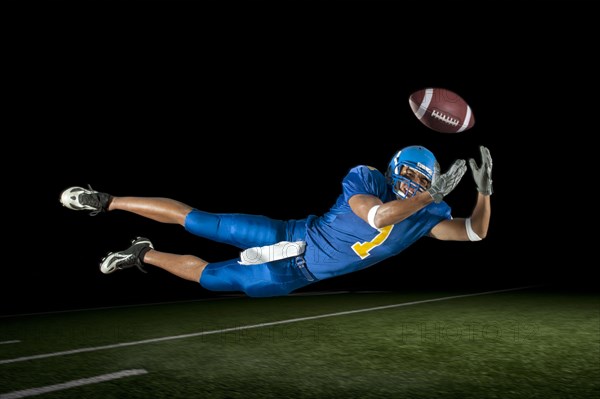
[{"xmin": 303, "ymin": 165, "xmax": 452, "ymax": 280}]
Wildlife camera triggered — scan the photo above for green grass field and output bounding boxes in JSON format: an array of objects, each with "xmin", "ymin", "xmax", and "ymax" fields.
[{"xmin": 1, "ymin": 286, "xmax": 598, "ymax": 398}]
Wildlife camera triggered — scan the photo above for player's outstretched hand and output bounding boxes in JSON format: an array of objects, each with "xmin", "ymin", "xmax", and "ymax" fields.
[
  {"xmin": 469, "ymin": 145, "xmax": 493, "ymax": 196},
  {"xmin": 427, "ymin": 159, "xmax": 467, "ymax": 204}
]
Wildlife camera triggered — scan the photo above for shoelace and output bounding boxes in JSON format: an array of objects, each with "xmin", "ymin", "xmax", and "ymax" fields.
[
  {"xmin": 117, "ymin": 261, "xmax": 148, "ymax": 274},
  {"xmin": 86, "ymin": 184, "xmax": 102, "ymax": 217}
]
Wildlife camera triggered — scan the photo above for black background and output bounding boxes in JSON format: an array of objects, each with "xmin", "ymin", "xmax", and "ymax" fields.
[{"xmin": 2, "ymin": 1, "xmax": 596, "ymax": 314}]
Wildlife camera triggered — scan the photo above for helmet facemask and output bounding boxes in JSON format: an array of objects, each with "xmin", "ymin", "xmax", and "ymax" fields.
[
  {"xmin": 392, "ymin": 166, "xmax": 432, "ymax": 199},
  {"xmin": 386, "ymin": 146, "xmax": 438, "ymax": 200}
]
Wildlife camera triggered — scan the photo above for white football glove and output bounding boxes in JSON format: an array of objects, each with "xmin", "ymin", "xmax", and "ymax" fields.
[
  {"xmin": 427, "ymin": 159, "xmax": 467, "ymax": 203},
  {"xmin": 469, "ymin": 145, "xmax": 493, "ymax": 196}
]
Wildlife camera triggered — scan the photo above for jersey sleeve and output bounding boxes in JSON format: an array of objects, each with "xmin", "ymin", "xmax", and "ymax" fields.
[{"xmin": 341, "ymin": 165, "xmax": 388, "ymax": 202}]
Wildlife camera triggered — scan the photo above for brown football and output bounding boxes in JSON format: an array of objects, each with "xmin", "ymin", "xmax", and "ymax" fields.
[{"xmin": 409, "ymin": 88, "xmax": 475, "ymax": 133}]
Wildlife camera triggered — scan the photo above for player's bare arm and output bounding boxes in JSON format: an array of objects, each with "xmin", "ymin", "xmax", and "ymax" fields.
[
  {"xmin": 349, "ymin": 192, "xmax": 433, "ymax": 228},
  {"xmin": 429, "ymin": 193, "xmax": 490, "ymax": 241}
]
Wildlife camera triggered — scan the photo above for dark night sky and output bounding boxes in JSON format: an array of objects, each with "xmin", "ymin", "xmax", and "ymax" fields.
[{"xmin": 2, "ymin": 2, "xmax": 596, "ymax": 314}]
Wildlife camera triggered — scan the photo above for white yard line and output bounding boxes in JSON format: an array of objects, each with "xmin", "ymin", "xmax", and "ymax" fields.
[
  {"xmin": 0, "ymin": 369, "xmax": 148, "ymax": 399},
  {"xmin": 0, "ymin": 286, "xmax": 537, "ymax": 366},
  {"xmin": 0, "ymin": 340, "xmax": 20, "ymax": 345}
]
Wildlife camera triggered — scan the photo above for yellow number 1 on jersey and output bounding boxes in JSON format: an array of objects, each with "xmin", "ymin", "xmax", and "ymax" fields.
[{"xmin": 351, "ymin": 225, "xmax": 394, "ymax": 259}]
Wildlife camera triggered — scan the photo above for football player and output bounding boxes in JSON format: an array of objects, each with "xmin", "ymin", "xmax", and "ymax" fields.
[{"xmin": 60, "ymin": 145, "xmax": 492, "ymax": 297}]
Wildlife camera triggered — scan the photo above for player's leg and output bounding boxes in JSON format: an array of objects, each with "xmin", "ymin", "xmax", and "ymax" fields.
[
  {"xmin": 60, "ymin": 185, "xmax": 191, "ymax": 224},
  {"xmin": 101, "ymin": 238, "xmax": 312, "ymax": 297},
  {"xmin": 199, "ymin": 257, "xmax": 312, "ymax": 297},
  {"xmin": 108, "ymin": 196, "xmax": 192, "ymax": 225},
  {"xmin": 143, "ymin": 249, "xmax": 207, "ymax": 282},
  {"xmin": 184, "ymin": 210, "xmax": 291, "ymax": 249},
  {"xmin": 60, "ymin": 186, "xmax": 291, "ymax": 248},
  {"xmin": 100, "ymin": 236, "xmax": 207, "ymax": 282}
]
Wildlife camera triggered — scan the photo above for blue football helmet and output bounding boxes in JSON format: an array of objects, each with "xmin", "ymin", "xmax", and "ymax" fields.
[{"xmin": 386, "ymin": 145, "xmax": 438, "ymax": 199}]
